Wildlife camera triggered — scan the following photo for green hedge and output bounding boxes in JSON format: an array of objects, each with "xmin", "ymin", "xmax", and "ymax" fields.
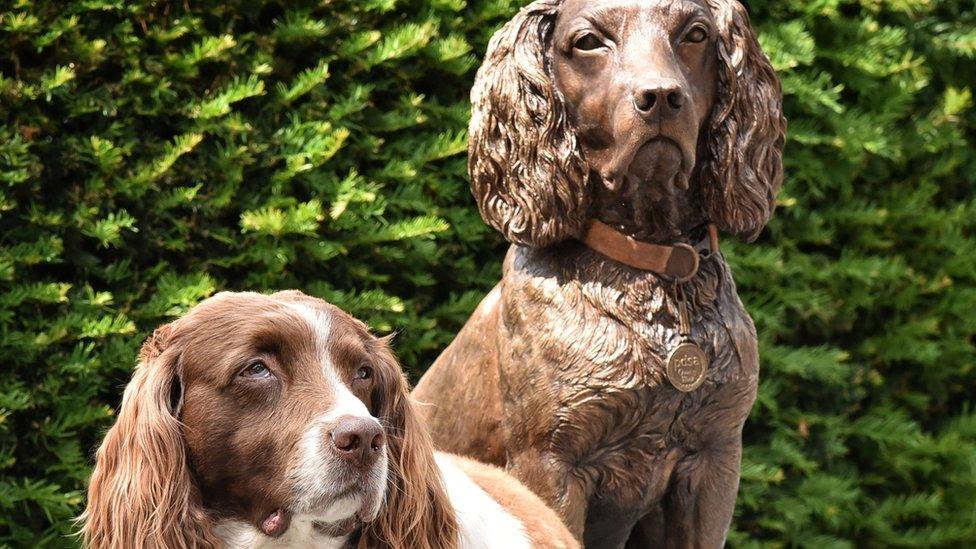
[{"xmin": 1, "ymin": 0, "xmax": 973, "ymax": 546}]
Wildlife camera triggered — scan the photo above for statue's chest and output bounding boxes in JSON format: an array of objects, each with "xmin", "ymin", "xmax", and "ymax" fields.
[
  {"xmin": 501, "ymin": 272, "xmax": 730, "ymax": 387},
  {"xmin": 499, "ymin": 250, "xmax": 759, "ymax": 506},
  {"xmin": 499, "ymin": 267, "xmax": 750, "ymax": 452}
]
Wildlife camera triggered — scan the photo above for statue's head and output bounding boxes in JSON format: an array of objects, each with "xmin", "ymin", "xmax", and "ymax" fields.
[{"xmin": 469, "ymin": 0, "xmax": 786, "ymax": 246}]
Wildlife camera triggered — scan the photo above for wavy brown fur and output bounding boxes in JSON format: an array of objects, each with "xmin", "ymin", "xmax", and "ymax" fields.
[
  {"xmin": 361, "ymin": 337, "xmax": 459, "ymax": 549},
  {"xmin": 80, "ymin": 326, "xmax": 218, "ymax": 549}
]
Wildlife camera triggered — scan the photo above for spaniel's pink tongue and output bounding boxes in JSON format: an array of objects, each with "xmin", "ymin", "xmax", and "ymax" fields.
[{"xmin": 260, "ymin": 509, "xmax": 291, "ymax": 538}]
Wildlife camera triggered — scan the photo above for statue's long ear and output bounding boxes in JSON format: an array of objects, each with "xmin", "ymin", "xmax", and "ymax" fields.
[
  {"xmin": 469, "ymin": 0, "xmax": 590, "ymax": 248},
  {"xmin": 80, "ymin": 324, "xmax": 219, "ymax": 548},
  {"xmin": 698, "ymin": 0, "xmax": 787, "ymax": 241}
]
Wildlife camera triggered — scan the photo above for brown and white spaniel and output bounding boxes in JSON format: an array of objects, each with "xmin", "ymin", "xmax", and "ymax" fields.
[{"xmin": 81, "ymin": 291, "xmax": 577, "ymax": 549}]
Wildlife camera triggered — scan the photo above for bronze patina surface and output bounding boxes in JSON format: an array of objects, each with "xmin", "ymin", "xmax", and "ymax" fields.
[{"xmin": 414, "ymin": 1, "xmax": 786, "ymax": 547}]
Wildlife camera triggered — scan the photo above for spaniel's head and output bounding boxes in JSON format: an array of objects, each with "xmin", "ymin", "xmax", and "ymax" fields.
[
  {"xmin": 81, "ymin": 291, "xmax": 455, "ymax": 549},
  {"xmin": 470, "ymin": 0, "xmax": 786, "ymax": 245}
]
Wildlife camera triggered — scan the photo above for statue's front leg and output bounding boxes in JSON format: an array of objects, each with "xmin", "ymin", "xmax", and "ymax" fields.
[
  {"xmin": 507, "ymin": 449, "xmax": 590, "ymax": 542},
  {"xmin": 658, "ymin": 440, "xmax": 743, "ymax": 549}
]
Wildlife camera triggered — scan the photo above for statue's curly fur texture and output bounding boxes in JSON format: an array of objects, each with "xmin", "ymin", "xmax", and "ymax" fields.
[
  {"xmin": 468, "ymin": 0, "xmax": 588, "ymax": 248},
  {"xmin": 415, "ymin": 0, "xmax": 785, "ymax": 547},
  {"xmin": 697, "ymin": 0, "xmax": 786, "ymax": 241},
  {"xmin": 469, "ymin": 0, "xmax": 785, "ymax": 245}
]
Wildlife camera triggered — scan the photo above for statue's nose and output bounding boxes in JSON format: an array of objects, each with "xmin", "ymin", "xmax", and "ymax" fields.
[{"xmin": 633, "ymin": 78, "xmax": 685, "ymax": 119}]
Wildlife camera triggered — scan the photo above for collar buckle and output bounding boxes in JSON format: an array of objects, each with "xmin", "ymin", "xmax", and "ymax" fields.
[{"xmin": 581, "ymin": 221, "xmax": 719, "ymax": 282}]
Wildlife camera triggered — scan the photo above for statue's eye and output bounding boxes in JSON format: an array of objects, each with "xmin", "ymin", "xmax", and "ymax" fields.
[
  {"xmin": 240, "ymin": 360, "xmax": 272, "ymax": 380},
  {"xmin": 573, "ymin": 33, "xmax": 604, "ymax": 51},
  {"xmin": 684, "ymin": 25, "xmax": 708, "ymax": 44}
]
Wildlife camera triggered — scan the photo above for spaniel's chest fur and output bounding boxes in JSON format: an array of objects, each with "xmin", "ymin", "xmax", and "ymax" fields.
[
  {"xmin": 499, "ymin": 244, "xmax": 759, "ymax": 506},
  {"xmin": 214, "ymin": 455, "xmax": 536, "ymax": 549}
]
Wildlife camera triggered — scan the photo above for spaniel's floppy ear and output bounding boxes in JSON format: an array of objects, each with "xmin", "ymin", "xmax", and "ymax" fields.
[
  {"xmin": 699, "ymin": 0, "xmax": 787, "ymax": 242},
  {"xmin": 469, "ymin": 0, "xmax": 589, "ymax": 248},
  {"xmin": 361, "ymin": 337, "xmax": 458, "ymax": 549},
  {"xmin": 80, "ymin": 323, "xmax": 218, "ymax": 549}
]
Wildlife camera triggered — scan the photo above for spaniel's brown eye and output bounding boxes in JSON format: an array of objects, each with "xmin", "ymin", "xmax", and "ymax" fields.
[
  {"xmin": 573, "ymin": 33, "xmax": 604, "ymax": 52},
  {"xmin": 684, "ymin": 26, "xmax": 708, "ymax": 44},
  {"xmin": 355, "ymin": 365, "xmax": 373, "ymax": 381},
  {"xmin": 240, "ymin": 361, "xmax": 272, "ymax": 380}
]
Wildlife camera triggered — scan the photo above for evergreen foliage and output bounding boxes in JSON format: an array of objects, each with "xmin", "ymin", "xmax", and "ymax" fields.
[{"xmin": 0, "ymin": 0, "xmax": 973, "ymax": 546}]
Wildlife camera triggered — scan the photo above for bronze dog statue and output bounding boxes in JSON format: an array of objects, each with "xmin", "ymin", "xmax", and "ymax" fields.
[{"xmin": 413, "ymin": 0, "xmax": 785, "ymax": 547}]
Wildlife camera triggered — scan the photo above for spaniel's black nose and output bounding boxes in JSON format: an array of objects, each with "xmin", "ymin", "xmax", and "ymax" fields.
[
  {"xmin": 329, "ymin": 415, "xmax": 385, "ymax": 466},
  {"xmin": 634, "ymin": 79, "xmax": 685, "ymax": 118}
]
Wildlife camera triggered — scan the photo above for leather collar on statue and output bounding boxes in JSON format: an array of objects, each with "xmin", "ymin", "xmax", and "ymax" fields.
[{"xmin": 581, "ymin": 220, "xmax": 719, "ymax": 282}]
